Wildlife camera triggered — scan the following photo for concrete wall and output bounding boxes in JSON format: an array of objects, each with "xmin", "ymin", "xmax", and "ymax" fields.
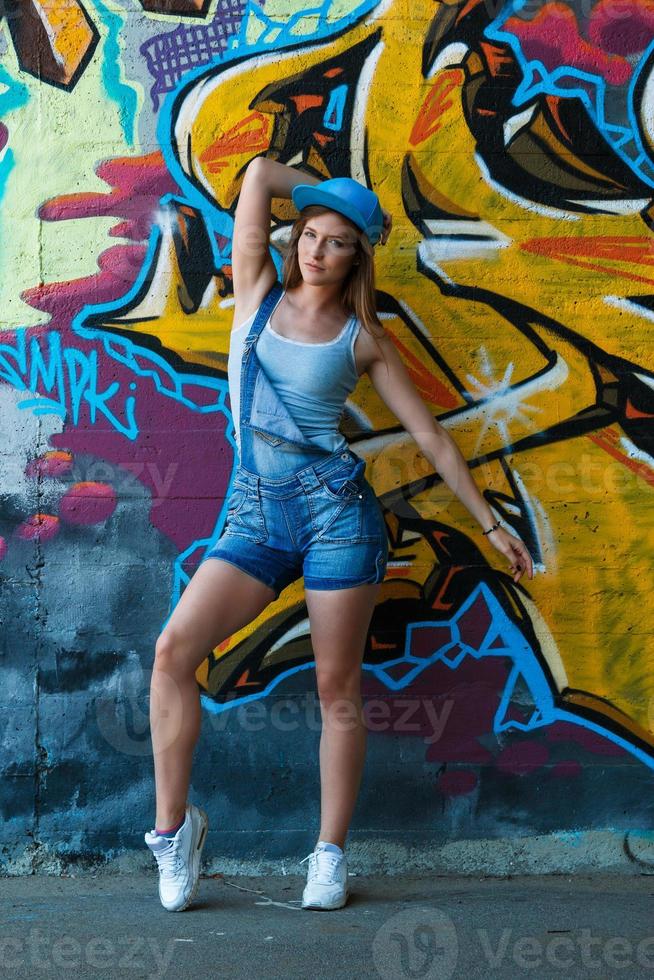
[{"xmin": 2, "ymin": 0, "xmax": 654, "ymax": 875}]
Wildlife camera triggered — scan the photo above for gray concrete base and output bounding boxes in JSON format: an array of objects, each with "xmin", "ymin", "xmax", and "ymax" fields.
[
  {"xmin": 2, "ymin": 873, "xmax": 654, "ymax": 979},
  {"xmin": 3, "ymin": 829, "xmax": 654, "ymax": 877}
]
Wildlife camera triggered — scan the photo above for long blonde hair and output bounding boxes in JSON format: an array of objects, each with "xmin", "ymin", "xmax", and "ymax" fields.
[{"xmin": 278, "ymin": 205, "xmax": 385, "ymax": 347}]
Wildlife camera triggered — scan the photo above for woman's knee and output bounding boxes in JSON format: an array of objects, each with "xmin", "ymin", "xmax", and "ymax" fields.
[
  {"xmin": 315, "ymin": 667, "xmax": 362, "ymax": 706},
  {"xmin": 154, "ymin": 630, "xmax": 197, "ymax": 677}
]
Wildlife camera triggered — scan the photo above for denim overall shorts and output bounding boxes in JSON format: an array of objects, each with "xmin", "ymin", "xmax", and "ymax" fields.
[{"xmin": 202, "ymin": 280, "xmax": 389, "ymax": 598}]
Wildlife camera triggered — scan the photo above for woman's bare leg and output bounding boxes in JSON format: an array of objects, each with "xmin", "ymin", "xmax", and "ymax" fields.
[
  {"xmin": 304, "ymin": 583, "xmax": 380, "ymax": 849},
  {"xmin": 151, "ymin": 558, "xmax": 276, "ymax": 829}
]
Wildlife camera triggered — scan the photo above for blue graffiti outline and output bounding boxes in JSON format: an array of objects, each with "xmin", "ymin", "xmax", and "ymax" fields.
[
  {"xmin": 153, "ymin": 0, "xmax": 378, "ymax": 232},
  {"xmin": 93, "ymin": 0, "xmax": 138, "ymax": 146},
  {"xmin": 200, "ymin": 579, "xmax": 654, "ymax": 770},
  {"xmin": 74, "ymin": 205, "xmax": 227, "ymax": 418},
  {"xmin": 69, "ymin": 0, "xmax": 380, "ymax": 562},
  {"xmin": 74, "ymin": 0, "xmax": 382, "ymax": 327},
  {"xmin": 323, "ymin": 83, "xmax": 348, "ymax": 130},
  {"xmin": 236, "ymin": 0, "xmax": 371, "ymax": 50},
  {"xmin": 0, "ymin": 324, "xmax": 142, "ymax": 434},
  {"xmin": 484, "ymin": 0, "xmax": 654, "ymax": 189},
  {"xmin": 0, "ymin": 64, "xmax": 29, "ymax": 235},
  {"xmin": 61, "ymin": 0, "xmax": 654, "ymax": 770}
]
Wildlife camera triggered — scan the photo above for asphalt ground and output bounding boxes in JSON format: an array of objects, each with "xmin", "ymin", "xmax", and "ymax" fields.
[{"xmin": 2, "ymin": 873, "xmax": 654, "ymax": 979}]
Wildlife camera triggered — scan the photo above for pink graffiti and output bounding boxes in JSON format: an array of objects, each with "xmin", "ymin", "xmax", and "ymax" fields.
[
  {"xmin": 437, "ymin": 769, "xmax": 478, "ymax": 798},
  {"xmin": 59, "ymin": 482, "xmax": 117, "ymax": 525},
  {"xmin": 38, "ymin": 151, "xmax": 179, "ymax": 242},
  {"xmin": 496, "ymin": 740, "xmax": 550, "ymax": 775},
  {"xmin": 22, "ymin": 244, "xmax": 149, "ymax": 319},
  {"xmin": 545, "ymin": 719, "xmax": 626, "ymax": 756},
  {"xmin": 506, "ymin": 4, "xmax": 633, "ymax": 87},
  {"xmin": 13, "ymin": 150, "xmax": 233, "ymax": 562},
  {"xmin": 14, "ymin": 514, "xmax": 60, "ymax": 542},
  {"xmin": 589, "ymin": 0, "xmax": 654, "ymax": 57},
  {"xmin": 25, "ymin": 152, "xmax": 179, "ymax": 319},
  {"xmin": 25, "ymin": 450, "xmax": 74, "ymax": 479},
  {"xmin": 361, "ymin": 621, "xmax": 627, "ymax": 787}
]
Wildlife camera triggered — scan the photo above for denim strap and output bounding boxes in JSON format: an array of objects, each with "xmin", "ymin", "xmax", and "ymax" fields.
[
  {"xmin": 243, "ymin": 280, "xmax": 284, "ymax": 352},
  {"xmin": 239, "ymin": 278, "xmax": 284, "ymax": 431}
]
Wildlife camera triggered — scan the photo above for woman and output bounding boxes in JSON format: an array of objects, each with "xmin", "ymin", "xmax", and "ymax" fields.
[{"xmin": 144, "ymin": 158, "xmax": 534, "ymax": 912}]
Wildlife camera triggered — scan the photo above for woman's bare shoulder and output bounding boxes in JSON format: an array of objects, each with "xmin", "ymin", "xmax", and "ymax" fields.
[
  {"xmin": 357, "ymin": 318, "xmax": 388, "ymax": 344},
  {"xmin": 354, "ymin": 318, "xmax": 388, "ymax": 375}
]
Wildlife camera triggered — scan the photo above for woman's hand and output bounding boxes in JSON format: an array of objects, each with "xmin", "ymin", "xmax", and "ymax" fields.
[
  {"xmin": 380, "ymin": 208, "xmax": 392, "ymax": 245},
  {"xmin": 486, "ymin": 526, "xmax": 534, "ymax": 583}
]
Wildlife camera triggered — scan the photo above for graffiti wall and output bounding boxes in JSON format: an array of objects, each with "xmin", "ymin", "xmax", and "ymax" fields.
[{"xmin": 2, "ymin": 0, "xmax": 654, "ymax": 873}]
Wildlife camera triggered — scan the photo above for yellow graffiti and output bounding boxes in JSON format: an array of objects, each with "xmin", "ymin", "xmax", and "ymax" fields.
[{"xmin": 89, "ymin": 0, "xmax": 654, "ymax": 749}]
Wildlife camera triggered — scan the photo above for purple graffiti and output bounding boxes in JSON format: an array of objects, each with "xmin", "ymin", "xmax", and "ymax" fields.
[{"xmin": 140, "ymin": 0, "xmax": 250, "ymax": 111}]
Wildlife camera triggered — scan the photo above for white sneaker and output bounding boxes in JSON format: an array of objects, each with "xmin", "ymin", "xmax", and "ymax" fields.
[
  {"xmin": 144, "ymin": 803, "xmax": 208, "ymax": 911},
  {"xmin": 300, "ymin": 844, "xmax": 349, "ymax": 910}
]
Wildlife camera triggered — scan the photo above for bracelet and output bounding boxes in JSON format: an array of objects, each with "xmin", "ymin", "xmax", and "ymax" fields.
[{"xmin": 482, "ymin": 520, "xmax": 502, "ymax": 536}]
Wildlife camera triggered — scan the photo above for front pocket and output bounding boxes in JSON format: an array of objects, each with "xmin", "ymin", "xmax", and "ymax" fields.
[
  {"xmin": 308, "ymin": 476, "xmax": 368, "ymax": 542},
  {"xmin": 226, "ymin": 484, "xmax": 248, "ymax": 518},
  {"xmin": 309, "ymin": 461, "xmax": 386, "ymax": 544},
  {"xmin": 253, "ymin": 429, "xmax": 284, "ymax": 447},
  {"xmin": 319, "ymin": 473, "xmax": 362, "ymax": 502},
  {"xmin": 224, "ymin": 485, "xmax": 268, "ymax": 543}
]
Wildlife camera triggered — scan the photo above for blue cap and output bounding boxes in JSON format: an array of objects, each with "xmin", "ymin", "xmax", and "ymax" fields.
[{"xmin": 291, "ymin": 177, "xmax": 383, "ymax": 245}]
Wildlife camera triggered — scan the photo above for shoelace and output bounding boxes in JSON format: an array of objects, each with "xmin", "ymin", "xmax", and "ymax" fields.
[
  {"xmin": 152, "ymin": 838, "xmax": 183, "ymax": 879},
  {"xmin": 299, "ymin": 849, "xmax": 341, "ymax": 884}
]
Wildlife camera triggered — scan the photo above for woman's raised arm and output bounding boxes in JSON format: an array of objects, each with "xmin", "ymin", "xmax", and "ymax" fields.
[{"xmin": 231, "ymin": 158, "xmax": 320, "ymax": 322}]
